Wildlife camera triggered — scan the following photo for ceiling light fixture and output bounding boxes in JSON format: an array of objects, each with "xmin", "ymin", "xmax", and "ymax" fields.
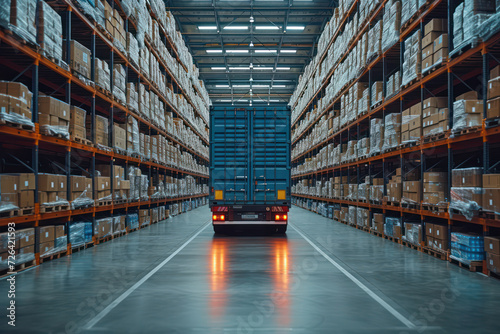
[
  {"xmin": 249, "ymin": 16, "xmax": 254, "ymax": 23},
  {"xmin": 211, "ymin": 67, "xmax": 227, "ymax": 70},
  {"xmin": 226, "ymin": 50, "xmax": 249, "ymax": 53},
  {"xmin": 198, "ymin": 26, "xmax": 218, "ymax": 30},
  {"xmin": 206, "ymin": 50, "xmax": 223, "ymax": 53},
  {"xmin": 255, "ymin": 26, "xmax": 280, "ymax": 30},
  {"xmin": 223, "ymin": 26, "xmax": 249, "ymax": 30},
  {"xmin": 286, "ymin": 26, "xmax": 305, "ymax": 30}
]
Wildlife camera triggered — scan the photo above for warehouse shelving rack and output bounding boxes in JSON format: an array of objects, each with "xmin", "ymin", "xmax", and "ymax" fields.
[
  {"xmin": 290, "ymin": 0, "xmax": 500, "ymax": 275},
  {"xmin": 0, "ymin": 0, "xmax": 210, "ymax": 266}
]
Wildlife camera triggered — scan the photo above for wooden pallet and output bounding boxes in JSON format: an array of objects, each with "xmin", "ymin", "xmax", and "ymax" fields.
[
  {"xmin": 401, "ymin": 240, "xmax": 422, "ymax": 251},
  {"xmin": 487, "ymin": 270, "xmax": 500, "ymax": 280},
  {"xmin": 371, "ymin": 100, "xmax": 383, "ymax": 110},
  {"xmin": 0, "ymin": 259, "xmax": 36, "ymax": 278},
  {"xmin": 478, "ymin": 210, "xmax": 500, "ymax": 221},
  {"xmin": 370, "ymin": 230, "xmax": 384, "ymax": 238},
  {"xmin": 71, "ymin": 242, "xmax": 94, "ymax": 254},
  {"xmin": 485, "ymin": 117, "xmax": 500, "ymax": 129},
  {"xmin": 400, "ymin": 141, "xmax": 419, "ymax": 149},
  {"xmin": 96, "ymin": 199, "xmax": 112, "ymax": 207},
  {"xmin": 39, "ymin": 250, "xmax": 68, "ymax": 264},
  {"xmin": 453, "ymin": 126, "xmax": 481, "ymax": 136},
  {"xmin": 0, "ymin": 118, "xmax": 36, "ymax": 131},
  {"xmin": 40, "ymin": 204, "xmax": 70, "ymax": 213},
  {"xmin": 370, "ymin": 200, "xmax": 383, "ymax": 206},
  {"xmin": 71, "ymin": 201, "xmax": 94, "ymax": 210},
  {"xmin": 384, "ymin": 200, "xmax": 400, "ymax": 207},
  {"xmin": 422, "ymin": 247, "xmax": 448, "ymax": 261},
  {"xmin": 127, "ymin": 227, "xmax": 139, "ymax": 234},
  {"xmin": 95, "ymin": 235, "xmax": 113, "ymax": 245},
  {"xmin": 402, "ymin": 75, "xmax": 420, "ymax": 90},
  {"xmin": 71, "ymin": 136, "xmax": 93, "ymax": 147},
  {"xmin": 449, "ymin": 256, "xmax": 483, "ymax": 272},
  {"xmin": 422, "ymin": 204, "xmax": 448, "ymax": 213},
  {"xmin": 113, "ymin": 198, "xmax": 127, "ymax": 205},
  {"xmin": 0, "ymin": 207, "xmax": 31, "ymax": 218},
  {"xmin": 401, "ymin": 202, "xmax": 420, "ymax": 210},
  {"xmin": 422, "ymin": 131, "xmax": 450, "ymax": 143},
  {"xmin": 40, "ymin": 128, "xmax": 69, "ymax": 139},
  {"xmin": 384, "ymin": 235, "xmax": 400, "ymax": 244},
  {"xmin": 96, "ymin": 84, "xmax": 112, "ymax": 98}
]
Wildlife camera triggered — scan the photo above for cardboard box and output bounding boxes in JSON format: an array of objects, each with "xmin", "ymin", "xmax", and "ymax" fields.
[
  {"xmin": 422, "ymin": 44, "xmax": 433, "ymax": 59},
  {"xmin": 483, "ymin": 174, "xmax": 500, "ymax": 188},
  {"xmin": 433, "ymin": 34, "xmax": 448, "ymax": 52},
  {"xmin": 488, "ymin": 77, "xmax": 500, "ymax": 100},
  {"xmin": 55, "ymin": 225, "xmax": 65, "ymax": 239},
  {"xmin": 422, "ymin": 55, "xmax": 433, "ymax": 69},
  {"xmin": 422, "ymin": 32, "xmax": 441, "ymax": 48},
  {"xmin": 491, "ymin": 65, "xmax": 500, "ymax": 79},
  {"xmin": 424, "ymin": 172, "xmax": 447, "ymax": 183},
  {"xmin": 39, "ymin": 226, "xmax": 55, "ymax": 243},
  {"xmin": 39, "ymin": 242, "xmax": 54, "ymax": 257},
  {"xmin": 482, "ymin": 188, "xmax": 500, "ymax": 212},
  {"xmin": 0, "ymin": 174, "xmax": 19, "ymax": 193},
  {"xmin": 433, "ymin": 224, "xmax": 448, "ymax": 239},
  {"xmin": 70, "ymin": 124, "xmax": 86, "ymax": 139},
  {"xmin": 96, "ymin": 177, "xmax": 110, "ymax": 191},
  {"xmin": 64, "ymin": 40, "xmax": 91, "ymax": 79},
  {"xmin": 15, "ymin": 228, "xmax": 35, "ymax": 248},
  {"xmin": 19, "ymin": 191, "xmax": 34, "ymax": 208},
  {"xmin": 38, "ymin": 96, "xmax": 70, "ymax": 120},
  {"xmin": 433, "ymin": 48, "xmax": 448, "ymax": 63},
  {"xmin": 456, "ymin": 91, "xmax": 478, "ymax": 101},
  {"xmin": 426, "ymin": 223, "xmax": 434, "ymax": 238},
  {"xmin": 424, "ymin": 19, "xmax": 448, "ymax": 36},
  {"xmin": 0, "ymin": 81, "xmax": 32, "ymax": 109},
  {"xmin": 485, "ymin": 236, "xmax": 500, "ymax": 255},
  {"xmin": 70, "ymin": 106, "xmax": 86, "ymax": 127},
  {"xmin": 452, "ymin": 168, "xmax": 482, "ymax": 187},
  {"xmin": 433, "ymin": 237, "xmax": 448, "ymax": 251},
  {"xmin": 71, "ymin": 175, "xmax": 86, "ymax": 192},
  {"xmin": 486, "ymin": 252, "xmax": 500, "ymax": 274},
  {"xmin": 487, "ymin": 97, "xmax": 500, "ymax": 119},
  {"xmin": 57, "ymin": 175, "xmax": 67, "ymax": 192}
]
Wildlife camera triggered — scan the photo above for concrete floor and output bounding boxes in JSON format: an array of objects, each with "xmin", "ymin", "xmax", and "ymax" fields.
[{"xmin": 1, "ymin": 206, "xmax": 500, "ymax": 334}]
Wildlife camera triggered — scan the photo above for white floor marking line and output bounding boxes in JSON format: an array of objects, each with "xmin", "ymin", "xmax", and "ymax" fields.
[
  {"xmin": 84, "ymin": 221, "xmax": 211, "ymax": 330},
  {"xmin": 290, "ymin": 224, "xmax": 417, "ymax": 330}
]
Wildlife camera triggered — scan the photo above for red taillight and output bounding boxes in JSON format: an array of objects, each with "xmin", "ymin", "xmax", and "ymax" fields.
[
  {"xmin": 275, "ymin": 214, "xmax": 280, "ymax": 220},
  {"xmin": 283, "ymin": 215, "xmax": 287, "ymax": 220},
  {"xmin": 213, "ymin": 214, "xmax": 217, "ymax": 220},
  {"xmin": 220, "ymin": 215, "xmax": 225, "ymax": 221},
  {"xmin": 213, "ymin": 215, "xmax": 226, "ymax": 221}
]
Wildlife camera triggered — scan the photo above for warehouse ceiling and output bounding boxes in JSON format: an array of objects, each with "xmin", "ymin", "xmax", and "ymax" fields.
[{"xmin": 166, "ymin": 0, "xmax": 336, "ymax": 105}]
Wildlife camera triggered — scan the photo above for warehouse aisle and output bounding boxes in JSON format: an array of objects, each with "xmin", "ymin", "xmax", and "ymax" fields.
[{"xmin": 1, "ymin": 206, "xmax": 500, "ymax": 334}]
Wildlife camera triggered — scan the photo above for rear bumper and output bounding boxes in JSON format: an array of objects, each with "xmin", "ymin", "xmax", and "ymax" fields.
[{"xmin": 213, "ymin": 221, "xmax": 287, "ymax": 225}]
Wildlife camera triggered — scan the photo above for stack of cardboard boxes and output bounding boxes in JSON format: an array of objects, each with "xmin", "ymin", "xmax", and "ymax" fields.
[
  {"xmin": 369, "ymin": 118, "xmax": 384, "ymax": 155},
  {"xmin": 113, "ymin": 124, "xmax": 126, "ymax": 151},
  {"xmin": 403, "ymin": 222, "xmax": 423, "ymax": 245},
  {"xmin": 39, "ymin": 174, "xmax": 68, "ymax": 205},
  {"xmin": 426, "ymin": 223, "xmax": 448, "ymax": 253},
  {"xmin": 370, "ymin": 178, "xmax": 384, "ymax": 203},
  {"xmin": 69, "ymin": 175, "xmax": 92, "ymax": 202},
  {"xmin": 126, "ymin": 83, "xmax": 139, "ymax": 113},
  {"xmin": 382, "ymin": 0, "xmax": 402, "ymax": 52},
  {"xmin": 385, "ymin": 71, "xmax": 400, "ymax": 98},
  {"xmin": 423, "ymin": 171, "xmax": 448, "ymax": 205},
  {"xmin": 95, "ymin": 218, "xmax": 112, "ymax": 239},
  {"xmin": 0, "ymin": 174, "xmax": 35, "ymax": 209},
  {"xmin": 450, "ymin": 167, "xmax": 483, "ymax": 212},
  {"xmin": 422, "ymin": 97, "xmax": 449, "ymax": 136},
  {"xmin": 39, "ymin": 225, "xmax": 66, "ymax": 257},
  {"xmin": 402, "ymin": 30, "xmax": 421, "ymax": 86},
  {"xmin": 69, "ymin": 106, "xmax": 86, "ymax": 140},
  {"xmin": 38, "ymin": 96, "xmax": 70, "ymax": 137},
  {"xmin": 385, "ymin": 217, "xmax": 402, "ymax": 239},
  {"xmin": 87, "ymin": 114, "xmax": 109, "ymax": 147},
  {"xmin": 403, "ymin": 180, "xmax": 421, "ymax": 204},
  {"xmin": 382, "ymin": 113, "xmax": 401, "ymax": 151},
  {"xmin": 0, "ymin": 81, "xmax": 33, "ymax": 120},
  {"xmin": 482, "ymin": 174, "xmax": 500, "ymax": 213},
  {"xmin": 422, "ymin": 19, "xmax": 447, "ymax": 71},
  {"xmin": 64, "ymin": 40, "xmax": 91, "ymax": 79},
  {"xmin": 371, "ymin": 81, "xmax": 383, "ymax": 107},
  {"xmin": 372, "ymin": 213, "xmax": 384, "ymax": 233},
  {"xmin": 103, "ymin": 1, "xmax": 127, "ymax": 49},
  {"xmin": 8, "ymin": 0, "xmax": 37, "ymax": 45},
  {"xmin": 113, "ymin": 64, "xmax": 127, "ymax": 103},
  {"xmin": 402, "ymin": 102, "xmax": 422, "ymax": 143},
  {"xmin": 37, "ymin": 0, "xmax": 63, "ymax": 60},
  {"xmin": 386, "ymin": 168, "xmax": 402, "ymax": 203},
  {"xmin": 0, "ymin": 228, "xmax": 35, "ymax": 270},
  {"xmin": 452, "ymin": 91, "xmax": 483, "ymax": 131},
  {"xmin": 95, "ymin": 58, "xmax": 111, "ymax": 92},
  {"xmin": 139, "ymin": 209, "xmax": 150, "ymax": 227},
  {"xmin": 487, "ymin": 65, "xmax": 500, "ymax": 119},
  {"xmin": 485, "ymin": 237, "xmax": 500, "ymax": 275},
  {"xmin": 112, "ymin": 216, "xmax": 127, "ymax": 236}
]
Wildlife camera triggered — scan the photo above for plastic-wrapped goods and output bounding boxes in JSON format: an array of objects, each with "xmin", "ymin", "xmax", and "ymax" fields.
[
  {"xmin": 371, "ymin": 82, "xmax": 383, "ymax": 107},
  {"xmin": 357, "ymin": 207, "xmax": 369, "ymax": 227},
  {"xmin": 384, "ymin": 217, "xmax": 401, "ymax": 238},
  {"xmin": 95, "ymin": 218, "xmax": 113, "ymax": 239},
  {"xmin": 0, "ymin": 0, "xmax": 9, "ymax": 28},
  {"xmin": 113, "ymin": 64, "xmax": 127, "ymax": 104},
  {"xmin": 402, "ymin": 30, "xmax": 421, "ymax": 86},
  {"xmin": 403, "ymin": 222, "xmax": 422, "ymax": 245},
  {"xmin": 38, "ymin": 1, "xmax": 63, "ymax": 60},
  {"xmin": 370, "ymin": 180, "xmax": 384, "ymax": 203},
  {"xmin": 382, "ymin": 0, "xmax": 402, "ymax": 52},
  {"xmin": 126, "ymin": 213, "xmax": 139, "ymax": 230},
  {"xmin": 95, "ymin": 58, "xmax": 111, "ymax": 92},
  {"xmin": 451, "ymin": 232, "xmax": 485, "ymax": 264},
  {"xmin": 1, "ymin": 241, "xmax": 35, "ymax": 270},
  {"xmin": 452, "ymin": 100, "xmax": 483, "ymax": 131},
  {"xmin": 69, "ymin": 221, "xmax": 92, "ymax": 247},
  {"xmin": 126, "ymin": 115, "xmax": 140, "ymax": 155},
  {"xmin": 127, "ymin": 32, "xmax": 140, "ymax": 67},
  {"xmin": 8, "ymin": 0, "xmax": 37, "ymax": 45},
  {"xmin": 38, "ymin": 96, "xmax": 70, "ymax": 139},
  {"xmin": 113, "ymin": 216, "xmax": 126, "ymax": 235},
  {"xmin": 453, "ymin": 3, "xmax": 465, "ymax": 47},
  {"xmin": 369, "ymin": 118, "xmax": 384, "ymax": 155},
  {"xmin": 381, "ymin": 113, "xmax": 401, "ymax": 151},
  {"xmin": 356, "ymin": 137, "xmax": 370, "ymax": 159},
  {"xmin": 401, "ymin": 0, "xmax": 418, "ymax": 27},
  {"xmin": 463, "ymin": 0, "xmax": 495, "ymax": 42},
  {"xmin": 450, "ymin": 167, "xmax": 483, "ymax": 220},
  {"xmin": 70, "ymin": 176, "xmax": 94, "ymax": 210},
  {"xmin": 366, "ymin": 20, "xmax": 382, "ymax": 62},
  {"xmin": 483, "ymin": 174, "xmax": 500, "ymax": 214},
  {"xmin": 348, "ymin": 206, "xmax": 357, "ymax": 226},
  {"xmin": 0, "ymin": 81, "xmax": 34, "ymax": 127}
]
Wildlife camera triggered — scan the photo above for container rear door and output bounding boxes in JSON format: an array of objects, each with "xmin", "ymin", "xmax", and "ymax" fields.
[
  {"xmin": 251, "ymin": 108, "xmax": 290, "ymax": 204},
  {"xmin": 211, "ymin": 108, "xmax": 250, "ymax": 203}
]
